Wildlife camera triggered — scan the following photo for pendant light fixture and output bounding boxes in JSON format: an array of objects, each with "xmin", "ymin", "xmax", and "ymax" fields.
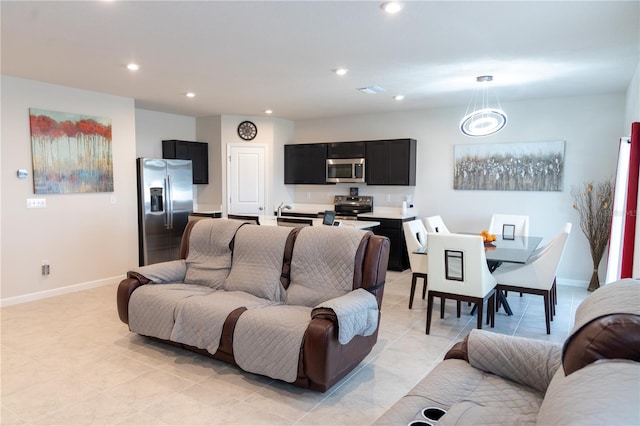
[{"xmin": 460, "ymin": 75, "xmax": 507, "ymax": 137}]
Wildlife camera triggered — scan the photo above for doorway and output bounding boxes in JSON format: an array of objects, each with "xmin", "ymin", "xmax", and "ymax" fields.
[{"xmin": 227, "ymin": 144, "xmax": 266, "ymax": 215}]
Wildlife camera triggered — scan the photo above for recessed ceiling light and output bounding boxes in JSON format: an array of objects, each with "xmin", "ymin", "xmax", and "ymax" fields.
[
  {"xmin": 393, "ymin": 95, "xmax": 405, "ymax": 101},
  {"xmin": 381, "ymin": 2, "xmax": 403, "ymax": 14},
  {"xmin": 334, "ymin": 68, "xmax": 348, "ymax": 76},
  {"xmin": 186, "ymin": 92, "xmax": 195, "ymax": 98},
  {"xmin": 126, "ymin": 63, "xmax": 139, "ymax": 71},
  {"xmin": 265, "ymin": 109, "xmax": 273, "ymax": 114}
]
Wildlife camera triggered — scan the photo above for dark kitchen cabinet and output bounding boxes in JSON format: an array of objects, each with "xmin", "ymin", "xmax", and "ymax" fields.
[
  {"xmin": 327, "ymin": 141, "xmax": 366, "ymax": 159},
  {"xmin": 364, "ymin": 216, "xmax": 415, "ymax": 271},
  {"xmin": 162, "ymin": 140, "xmax": 209, "ymax": 184},
  {"xmin": 366, "ymin": 139, "xmax": 416, "ymax": 186},
  {"xmin": 284, "ymin": 143, "xmax": 329, "ymax": 184}
]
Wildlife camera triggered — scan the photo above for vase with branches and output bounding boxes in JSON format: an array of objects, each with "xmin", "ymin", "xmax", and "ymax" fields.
[{"xmin": 572, "ymin": 179, "xmax": 614, "ymax": 291}]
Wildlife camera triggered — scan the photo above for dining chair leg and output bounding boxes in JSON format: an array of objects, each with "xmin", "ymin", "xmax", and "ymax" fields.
[
  {"xmin": 440, "ymin": 297, "xmax": 446, "ymax": 319},
  {"xmin": 490, "ymin": 293, "xmax": 495, "ymax": 328},
  {"xmin": 409, "ymin": 274, "xmax": 418, "ymax": 309},
  {"xmin": 476, "ymin": 299, "xmax": 484, "ymax": 330},
  {"xmin": 422, "ymin": 278, "xmax": 427, "ymax": 300},
  {"xmin": 456, "ymin": 301, "xmax": 461, "ymax": 318},
  {"xmin": 543, "ymin": 291, "xmax": 551, "ymax": 334},
  {"xmin": 426, "ymin": 292, "xmax": 434, "ymax": 334}
]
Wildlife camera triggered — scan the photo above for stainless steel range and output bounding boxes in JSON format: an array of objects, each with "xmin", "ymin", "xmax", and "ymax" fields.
[{"xmin": 333, "ymin": 195, "xmax": 373, "ymax": 219}]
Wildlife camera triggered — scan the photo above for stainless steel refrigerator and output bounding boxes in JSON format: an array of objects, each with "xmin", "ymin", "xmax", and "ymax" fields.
[{"xmin": 137, "ymin": 158, "xmax": 193, "ymax": 266}]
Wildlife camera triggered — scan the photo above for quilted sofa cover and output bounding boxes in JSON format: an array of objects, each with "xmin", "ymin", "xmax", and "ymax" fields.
[
  {"xmin": 117, "ymin": 218, "xmax": 390, "ymax": 392},
  {"xmin": 375, "ymin": 279, "xmax": 640, "ymax": 425}
]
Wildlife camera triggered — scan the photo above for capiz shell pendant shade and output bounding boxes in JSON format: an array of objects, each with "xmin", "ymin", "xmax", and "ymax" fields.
[{"xmin": 460, "ymin": 76, "xmax": 507, "ymax": 137}]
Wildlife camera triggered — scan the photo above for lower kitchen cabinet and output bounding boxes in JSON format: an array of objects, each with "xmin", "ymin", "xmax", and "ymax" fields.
[{"xmin": 364, "ymin": 216, "xmax": 414, "ymax": 271}]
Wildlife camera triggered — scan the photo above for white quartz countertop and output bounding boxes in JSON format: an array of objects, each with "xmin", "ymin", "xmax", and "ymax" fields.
[
  {"xmin": 258, "ymin": 215, "xmax": 379, "ymax": 229},
  {"xmin": 278, "ymin": 204, "xmax": 418, "ymax": 220}
]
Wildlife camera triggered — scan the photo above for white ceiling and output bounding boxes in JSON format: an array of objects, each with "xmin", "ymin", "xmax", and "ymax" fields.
[{"xmin": 1, "ymin": 1, "xmax": 638, "ymax": 121}]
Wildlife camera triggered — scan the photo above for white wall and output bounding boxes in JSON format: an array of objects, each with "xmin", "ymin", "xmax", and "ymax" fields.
[
  {"xmin": 0, "ymin": 76, "xmax": 138, "ymax": 304},
  {"xmin": 135, "ymin": 109, "xmax": 196, "ymax": 158},
  {"xmin": 625, "ymin": 62, "xmax": 639, "ymax": 132},
  {"xmin": 294, "ymin": 93, "xmax": 626, "ymax": 286}
]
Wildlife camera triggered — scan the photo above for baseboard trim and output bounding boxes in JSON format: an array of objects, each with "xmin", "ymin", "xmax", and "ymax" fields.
[
  {"xmin": 1, "ymin": 275, "xmax": 125, "ymax": 307},
  {"xmin": 556, "ymin": 278, "xmax": 589, "ymax": 288}
]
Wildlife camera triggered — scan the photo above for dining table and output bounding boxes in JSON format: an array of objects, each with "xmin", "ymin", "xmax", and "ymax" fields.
[{"xmin": 414, "ymin": 234, "xmax": 543, "ymax": 316}]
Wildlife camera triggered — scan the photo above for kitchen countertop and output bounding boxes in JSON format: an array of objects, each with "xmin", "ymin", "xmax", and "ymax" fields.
[
  {"xmin": 276, "ymin": 204, "xmax": 418, "ymax": 220},
  {"xmin": 259, "ymin": 215, "xmax": 379, "ymax": 229}
]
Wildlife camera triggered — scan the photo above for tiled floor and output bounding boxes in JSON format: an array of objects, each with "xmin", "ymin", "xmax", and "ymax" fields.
[{"xmin": 1, "ymin": 271, "xmax": 590, "ymax": 425}]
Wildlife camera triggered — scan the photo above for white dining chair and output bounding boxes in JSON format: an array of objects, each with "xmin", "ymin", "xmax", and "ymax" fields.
[
  {"xmin": 423, "ymin": 215, "xmax": 451, "ymax": 233},
  {"xmin": 489, "ymin": 214, "xmax": 529, "ymax": 237},
  {"xmin": 425, "ymin": 233, "xmax": 496, "ymax": 334},
  {"xmin": 403, "ymin": 219, "xmax": 428, "ymax": 309},
  {"xmin": 492, "ymin": 223, "xmax": 572, "ymax": 334}
]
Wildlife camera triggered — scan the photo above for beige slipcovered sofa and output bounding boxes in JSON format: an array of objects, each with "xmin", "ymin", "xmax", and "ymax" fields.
[
  {"xmin": 117, "ymin": 219, "xmax": 390, "ymax": 392},
  {"xmin": 375, "ymin": 279, "xmax": 640, "ymax": 425}
]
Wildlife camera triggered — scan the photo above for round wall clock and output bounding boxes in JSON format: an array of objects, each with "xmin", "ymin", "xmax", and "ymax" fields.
[{"xmin": 237, "ymin": 121, "xmax": 258, "ymax": 141}]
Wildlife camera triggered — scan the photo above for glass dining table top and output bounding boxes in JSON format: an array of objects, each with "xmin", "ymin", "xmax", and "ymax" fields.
[{"xmin": 415, "ymin": 235, "xmax": 544, "ymax": 264}]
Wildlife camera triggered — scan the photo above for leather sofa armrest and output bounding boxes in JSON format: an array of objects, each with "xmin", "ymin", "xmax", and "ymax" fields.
[
  {"xmin": 117, "ymin": 277, "xmax": 146, "ymax": 324},
  {"xmin": 444, "ymin": 334, "xmax": 469, "ymax": 361},
  {"xmin": 311, "ymin": 307, "xmax": 338, "ymax": 322},
  {"xmin": 466, "ymin": 329, "xmax": 562, "ymax": 393}
]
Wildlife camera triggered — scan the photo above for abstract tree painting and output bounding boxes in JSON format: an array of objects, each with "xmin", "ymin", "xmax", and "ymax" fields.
[
  {"xmin": 29, "ymin": 108, "xmax": 113, "ymax": 194},
  {"xmin": 454, "ymin": 140, "xmax": 565, "ymax": 191}
]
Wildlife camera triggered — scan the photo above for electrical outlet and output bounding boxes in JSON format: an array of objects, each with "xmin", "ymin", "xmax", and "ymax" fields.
[
  {"xmin": 27, "ymin": 198, "xmax": 47, "ymax": 209},
  {"xmin": 41, "ymin": 260, "xmax": 50, "ymax": 275},
  {"xmin": 386, "ymin": 194, "xmax": 391, "ymax": 202}
]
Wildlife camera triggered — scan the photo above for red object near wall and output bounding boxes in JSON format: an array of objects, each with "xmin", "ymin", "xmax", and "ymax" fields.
[{"xmin": 621, "ymin": 122, "xmax": 639, "ymax": 278}]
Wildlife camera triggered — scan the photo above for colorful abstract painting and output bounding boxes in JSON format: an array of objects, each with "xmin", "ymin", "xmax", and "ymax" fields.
[{"xmin": 29, "ymin": 108, "xmax": 113, "ymax": 194}]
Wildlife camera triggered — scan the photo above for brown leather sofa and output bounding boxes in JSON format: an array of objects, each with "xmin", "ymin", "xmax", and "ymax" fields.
[
  {"xmin": 375, "ymin": 279, "xmax": 640, "ymax": 425},
  {"xmin": 118, "ymin": 219, "xmax": 390, "ymax": 392}
]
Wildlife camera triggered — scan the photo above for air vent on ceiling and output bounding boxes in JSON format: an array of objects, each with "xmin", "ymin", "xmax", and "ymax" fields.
[{"xmin": 358, "ymin": 86, "xmax": 385, "ymax": 95}]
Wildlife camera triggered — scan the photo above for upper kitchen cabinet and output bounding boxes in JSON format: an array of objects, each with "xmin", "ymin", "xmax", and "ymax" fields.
[
  {"xmin": 327, "ymin": 141, "xmax": 366, "ymax": 159},
  {"xmin": 366, "ymin": 139, "xmax": 416, "ymax": 186},
  {"xmin": 284, "ymin": 143, "xmax": 329, "ymax": 184},
  {"xmin": 162, "ymin": 140, "xmax": 209, "ymax": 184}
]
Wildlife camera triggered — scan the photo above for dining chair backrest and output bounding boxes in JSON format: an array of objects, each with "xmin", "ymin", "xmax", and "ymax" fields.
[
  {"xmin": 489, "ymin": 214, "xmax": 529, "ymax": 236},
  {"xmin": 426, "ymin": 233, "xmax": 496, "ymax": 298},
  {"xmin": 277, "ymin": 217, "xmax": 313, "ymax": 227},
  {"xmin": 519, "ymin": 223, "xmax": 571, "ymax": 289},
  {"xmin": 403, "ymin": 219, "xmax": 428, "ymax": 274},
  {"xmin": 424, "ymin": 215, "xmax": 451, "ymax": 233}
]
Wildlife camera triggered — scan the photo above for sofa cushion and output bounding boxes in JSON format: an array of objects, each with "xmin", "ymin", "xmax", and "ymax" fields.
[
  {"xmin": 373, "ymin": 359, "xmax": 543, "ymax": 425},
  {"xmin": 562, "ymin": 279, "xmax": 640, "ymax": 375},
  {"xmin": 222, "ymin": 225, "xmax": 292, "ymax": 302},
  {"xmin": 128, "ymin": 283, "xmax": 215, "ymax": 340},
  {"xmin": 183, "ymin": 219, "xmax": 246, "ymax": 288},
  {"xmin": 537, "ymin": 360, "xmax": 640, "ymax": 425},
  {"xmin": 286, "ymin": 226, "xmax": 366, "ymax": 307},
  {"xmin": 233, "ymin": 305, "xmax": 311, "ymax": 383},
  {"xmin": 170, "ymin": 290, "xmax": 274, "ymax": 355}
]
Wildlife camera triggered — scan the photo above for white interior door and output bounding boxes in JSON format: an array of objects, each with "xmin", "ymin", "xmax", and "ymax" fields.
[{"xmin": 227, "ymin": 144, "xmax": 265, "ymax": 215}]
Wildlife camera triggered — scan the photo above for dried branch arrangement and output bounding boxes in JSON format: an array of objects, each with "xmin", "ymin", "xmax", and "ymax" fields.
[{"xmin": 572, "ymin": 179, "xmax": 614, "ymax": 291}]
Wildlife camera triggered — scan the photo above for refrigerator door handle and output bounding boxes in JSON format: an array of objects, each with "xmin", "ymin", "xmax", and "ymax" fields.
[{"xmin": 166, "ymin": 175, "xmax": 174, "ymax": 230}]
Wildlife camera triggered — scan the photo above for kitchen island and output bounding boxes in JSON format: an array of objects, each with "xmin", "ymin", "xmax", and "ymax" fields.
[{"xmin": 258, "ymin": 215, "xmax": 380, "ymax": 230}]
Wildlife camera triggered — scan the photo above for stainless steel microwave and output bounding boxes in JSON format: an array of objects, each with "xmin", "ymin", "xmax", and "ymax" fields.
[{"xmin": 326, "ymin": 158, "xmax": 365, "ymax": 183}]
